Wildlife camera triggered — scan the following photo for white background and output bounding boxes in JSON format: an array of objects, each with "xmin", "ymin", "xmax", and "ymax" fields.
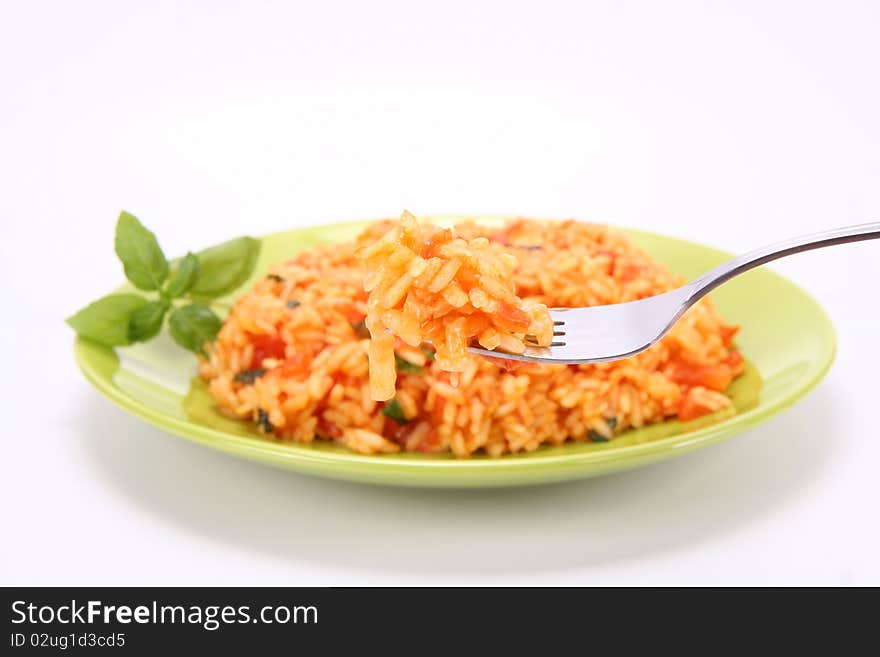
[{"xmin": 2, "ymin": 1, "xmax": 878, "ymax": 585}]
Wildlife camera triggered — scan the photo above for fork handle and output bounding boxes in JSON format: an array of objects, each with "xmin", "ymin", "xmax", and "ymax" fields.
[{"xmin": 688, "ymin": 221, "xmax": 880, "ymax": 302}]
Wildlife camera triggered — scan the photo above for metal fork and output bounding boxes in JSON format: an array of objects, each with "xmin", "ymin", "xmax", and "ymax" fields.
[{"xmin": 469, "ymin": 222, "xmax": 880, "ymax": 365}]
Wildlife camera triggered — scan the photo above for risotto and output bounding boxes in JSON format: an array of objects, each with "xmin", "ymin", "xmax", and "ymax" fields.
[{"xmin": 200, "ymin": 213, "xmax": 745, "ymax": 457}]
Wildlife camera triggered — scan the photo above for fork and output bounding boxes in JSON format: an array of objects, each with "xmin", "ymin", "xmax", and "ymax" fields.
[{"xmin": 468, "ymin": 222, "xmax": 880, "ymax": 365}]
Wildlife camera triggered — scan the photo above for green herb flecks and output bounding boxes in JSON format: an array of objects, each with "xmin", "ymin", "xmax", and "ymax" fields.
[
  {"xmin": 420, "ymin": 345, "xmax": 436, "ymax": 362},
  {"xmin": 382, "ymin": 399, "xmax": 410, "ymax": 423},
  {"xmin": 66, "ymin": 210, "xmax": 260, "ymax": 356},
  {"xmin": 257, "ymin": 408, "xmax": 274, "ymax": 433},
  {"xmin": 588, "ymin": 418, "xmax": 617, "ymax": 442},
  {"xmin": 394, "ymin": 353, "xmax": 424, "ymax": 374},
  {"xmin": 286, "ymin": 299, "xmax": 301, "ymax": 309},
  {"xmin": 234, "ymin": 368, "xmax": 267, "ymax": 384}
]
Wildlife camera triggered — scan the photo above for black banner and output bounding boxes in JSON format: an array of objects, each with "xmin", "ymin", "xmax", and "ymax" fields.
[{"xmin": 3, "ymin": 587, "xmax": 847, "ymax": 651}]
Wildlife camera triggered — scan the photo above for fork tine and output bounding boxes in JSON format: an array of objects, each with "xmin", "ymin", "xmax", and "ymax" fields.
[{"xmin": 469, "ymin": 288, "xmax": 693, "ymax": 364}]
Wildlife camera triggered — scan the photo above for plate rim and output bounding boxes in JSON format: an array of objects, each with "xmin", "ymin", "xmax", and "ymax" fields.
[{"xmin": 71, "ymin": 219, "xmax": 838, "ymax": 482}]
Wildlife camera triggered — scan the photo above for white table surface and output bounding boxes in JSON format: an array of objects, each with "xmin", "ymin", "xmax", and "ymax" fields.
[{"xmin": 2, "ymin": 1, "xmax": 878, "ymax": 586}]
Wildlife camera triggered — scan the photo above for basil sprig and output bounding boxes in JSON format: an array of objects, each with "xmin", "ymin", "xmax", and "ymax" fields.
[{"xmin": 67, "ymin": 211, "xmax": 261, "ymax": 355}]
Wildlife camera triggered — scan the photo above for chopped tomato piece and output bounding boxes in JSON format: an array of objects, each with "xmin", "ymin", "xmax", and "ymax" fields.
[
  {"xmin": 719, "ymin": 325, "xmax": 740, "ymax": 346},
  {"xmin": 667, "ymin": 361, "xmax": 733, "ymax": 392},
  {"xmin": 700, "ymin": 365, "xmax": 733, "ymax": 391},
  {"xmin": 250, "ymin": 334, "xmax": 287, "ymax": 369},
  {"xmin": 678, "ymin": 395, "xmax": 711, "ymax": 421}
]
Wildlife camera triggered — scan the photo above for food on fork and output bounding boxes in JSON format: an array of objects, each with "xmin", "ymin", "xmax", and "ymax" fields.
[{"xmin": 357, "ymin": 211, "xmax": 554, "ymax": 401}]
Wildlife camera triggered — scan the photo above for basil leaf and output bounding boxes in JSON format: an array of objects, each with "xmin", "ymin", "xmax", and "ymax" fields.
[
  {"xmin": 394, "ymin": 353, "xmax": 424, "ymax": 374},
  {"xmin": 165, "ymin": 252, "xmax": 200, "ymax": 298},
  {"xmin": 127, "ymin": 300, "xmax": 169, "ymax": 343},
  {"xmin": 190, "ymin": 236, "xmax": 260, "ymax": 298},
  {"xmin": 114, "ymin": 211, "xmax": 169, "ymax": 290},
  {"xmin": 66, "ymin": 294, "xmax": 149, "ymax": 346},
  {"xmin": 168, "ymin": 303, "xmax": 223, "ymax": 355},
  {"xmin": 382, "ymin": 398, "xmax": 410, "ymax": 423}
]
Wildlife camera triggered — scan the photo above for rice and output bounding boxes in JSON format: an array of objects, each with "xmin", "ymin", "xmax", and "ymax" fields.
[{"xmin": 200, "ymin": 213, "xmax": 745, "ymax": 457}]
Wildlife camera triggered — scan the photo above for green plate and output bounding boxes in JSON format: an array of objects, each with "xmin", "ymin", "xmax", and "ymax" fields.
[{"xmin": 72, "ymin": 218, "xmax": 836, "ymax": 487}]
